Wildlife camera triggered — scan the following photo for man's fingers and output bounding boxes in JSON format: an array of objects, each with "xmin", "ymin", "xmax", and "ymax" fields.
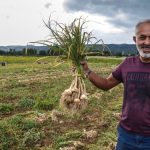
[{"xmin": 80, "ymin": 61, "xmax": 86, "ymax": 65}]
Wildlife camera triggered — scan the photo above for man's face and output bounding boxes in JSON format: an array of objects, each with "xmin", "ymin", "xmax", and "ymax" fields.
[{"xmin": 133, "ymin": 23, "xmax": 150, "ymax": 58}]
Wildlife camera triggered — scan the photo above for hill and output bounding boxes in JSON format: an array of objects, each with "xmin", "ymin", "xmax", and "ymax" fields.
[
  {"xmin": 0, "ymin": 44, "xmax": 138, "ymax": 56},
  {"xmin": 0, "ymin": 45, "xmax": 48, "ymax": 52}
]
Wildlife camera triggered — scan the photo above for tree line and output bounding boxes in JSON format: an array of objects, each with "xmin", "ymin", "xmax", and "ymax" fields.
[
  {"xmin": 0, "ymin": 44, "xmax": 137, "ymax": 57},
  {"xmin": 0, "ymin": 47, "xmax": 112, "ymax": 57}
]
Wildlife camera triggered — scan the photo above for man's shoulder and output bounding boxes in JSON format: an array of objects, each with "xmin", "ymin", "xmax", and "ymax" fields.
[{"xmin": 124, "ymin": 55, "xmax": 139, "ymax": 63}]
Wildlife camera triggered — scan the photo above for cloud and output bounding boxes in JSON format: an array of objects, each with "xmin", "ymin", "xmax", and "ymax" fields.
[
  {"xmin": 44, "ymin": 2, "xmax": 52, "ymax": 9},
  {"xmin": 63, "ymin": 0, "xmax": 150, "ymax": 28},
  {"xmin": 6, "ymin": 15, "xmax": 10, "ymax": 19}
]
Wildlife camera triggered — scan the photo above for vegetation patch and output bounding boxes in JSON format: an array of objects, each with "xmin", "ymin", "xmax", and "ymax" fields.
[
  {"xmin": 0, "ymin": 103, "xmax": 14, "ymax": 115},
  {"xmin": 0, "ymin": 56, "xmax": 123, "ymax": 149}
]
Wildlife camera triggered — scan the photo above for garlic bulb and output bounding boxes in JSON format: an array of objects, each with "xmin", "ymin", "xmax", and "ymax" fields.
[
  {"xmin": 64, "ymin": 89, "xmax": 72, "ymax": 95},
  {"xmin": 74, "ymin": 98, "xmax": 80, "ymax": 103},
  {"xmin": 71, "ymin": 87, "xmax": 79, "ymax": 93},
  {"xmin": 80, "ymin": 94, "xmax": 87, "ymax": 100}
]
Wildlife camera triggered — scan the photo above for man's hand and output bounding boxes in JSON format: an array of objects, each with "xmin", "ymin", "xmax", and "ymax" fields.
[
  {"xmin": 80, "ymin": 61, "xmax": 89, "ymax": 72},
  {"xmin": 80, "ymin": 61, "xmax": 92, "ymax": 78}
]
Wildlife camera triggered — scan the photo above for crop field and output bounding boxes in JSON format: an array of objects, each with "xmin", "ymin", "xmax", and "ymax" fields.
[{"xmin": 0, "ymin": 56, "xmax": 124, "ymax": 150}]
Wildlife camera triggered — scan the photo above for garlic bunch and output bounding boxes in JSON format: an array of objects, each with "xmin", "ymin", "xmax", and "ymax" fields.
[{"xmin": 60, "ymin": 75, "xmax": 88, "ymax": 112}]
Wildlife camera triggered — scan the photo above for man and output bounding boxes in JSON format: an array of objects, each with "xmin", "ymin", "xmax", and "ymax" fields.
[{"xmin": 81, "ymin": 19, "xmax": 150, "ymax": 150}]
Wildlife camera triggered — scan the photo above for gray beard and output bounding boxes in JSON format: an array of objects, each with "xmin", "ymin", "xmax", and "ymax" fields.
[{"xmin": 136, "ymin": 46, "xmax": 150, "ymax": 58}]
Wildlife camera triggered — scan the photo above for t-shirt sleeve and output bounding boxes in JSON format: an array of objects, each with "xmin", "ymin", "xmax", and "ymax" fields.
[{"xmin": 112, "ymin": 58, "xmax": 127, "ymax": 82}]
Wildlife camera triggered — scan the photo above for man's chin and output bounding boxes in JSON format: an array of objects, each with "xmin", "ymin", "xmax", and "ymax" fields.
[
  {"xmin": 137, "ymin": 50, "xmax": 150, "ymax": 58},
  {"xmin": 140, "ymin": 53, "xmax": 150, "ymax": 58},
  {"xmin": 136, "ymin": 46, "xmax": 150, "ymax": 57}
]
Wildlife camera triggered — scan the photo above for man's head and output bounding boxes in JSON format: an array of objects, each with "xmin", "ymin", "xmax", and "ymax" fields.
[{"xmin": 133, "ymin": 19, "xmax": 150, "ymax": 59}]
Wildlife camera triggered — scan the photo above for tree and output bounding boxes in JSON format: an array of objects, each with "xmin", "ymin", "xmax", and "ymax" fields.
[
  {"xmin": 22, "ymin": 48, "xmax": 37, "ymax": 56},
  {"xmin": 102, "ymin": 50, "xmax": 111, "ymax": 56},
  {"xmin": 8, "ymin": 49, "xmax": 16, "ymax": 55},
  {"xmin": 39, "ymin": 50, "xmax": 47, "ymax": 56},
  {"xmin": 0, "ymin": 50, "xmax": 6, "ymax": 55}
]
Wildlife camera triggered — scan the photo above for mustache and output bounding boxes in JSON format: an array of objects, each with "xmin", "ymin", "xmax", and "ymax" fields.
[{"xmin": 141, "ymin": 45, "xmax": 150, "ymax": 48}]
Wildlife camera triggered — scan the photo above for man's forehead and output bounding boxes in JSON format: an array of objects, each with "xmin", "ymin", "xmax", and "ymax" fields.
[
  {"xmin": 136, "ymin": 23, "xmax": 150, "ymax": 35},
  {"xmin": 136, "ymin": 31, "xmax": 150, "ymax": 36}
]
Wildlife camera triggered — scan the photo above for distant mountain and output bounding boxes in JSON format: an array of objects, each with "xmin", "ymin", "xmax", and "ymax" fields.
[
  {"xmin": 0, "ymin": 45, "xmax": 49, "ymax": 52},
  {"xmin": 88, "ymin": 44, "xmax": 137, "ymax": 55},
  {"xmin": 0, "ymin": 44, "xmax": 138, "ymax": 55},
  {"xmin": 105, "ymin": 44, "xmax": 137, "ymax": 55}
]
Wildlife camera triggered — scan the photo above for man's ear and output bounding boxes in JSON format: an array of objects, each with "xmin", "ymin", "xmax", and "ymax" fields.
[{"xmin": 133, "ymin": 36, "xmax": 136, "ymax": 43}]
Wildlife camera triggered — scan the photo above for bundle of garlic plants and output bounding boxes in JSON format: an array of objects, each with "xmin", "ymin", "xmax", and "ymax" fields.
[{"xmin": 38, "ymin": 17, "xmax": 101, "ymax": 113}]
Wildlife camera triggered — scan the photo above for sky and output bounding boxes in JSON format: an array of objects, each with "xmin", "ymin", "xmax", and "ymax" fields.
[{"xmin": 0, "ymin": 0, "xmax": 149, "ymax": 46}]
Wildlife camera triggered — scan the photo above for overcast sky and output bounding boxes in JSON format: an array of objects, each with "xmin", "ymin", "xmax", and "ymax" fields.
[{"xmin": 0, "ymin": 0, "xmax": 149, "ymax": 46}]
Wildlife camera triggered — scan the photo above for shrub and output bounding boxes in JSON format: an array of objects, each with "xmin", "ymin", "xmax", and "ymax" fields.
[
  {"xmin": 21, "ymin": 128, "xmax": 43, "ymax": 147},
  {"xmin": 17, "ymin": 98, "xmax": 35, "ymax": 109},
  {"xmin": 0, "ymin": 121, "xmax": 17, "ymax": 149},
  {"xmin": 34, "ymin": 99, "xmax": 54, "ymax": 110},
  {"xmin": 9, "ymin": 115, "xmax": 38, "ymax": 131},
  {"xmin": 0, "ymin": 103, "xmax": 14, "ymax": 115}
]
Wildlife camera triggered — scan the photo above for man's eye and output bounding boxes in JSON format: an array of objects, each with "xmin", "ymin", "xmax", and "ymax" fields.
[{"xmin": 139, "ymin": 37, "xmax": 145, "ymax": 40}]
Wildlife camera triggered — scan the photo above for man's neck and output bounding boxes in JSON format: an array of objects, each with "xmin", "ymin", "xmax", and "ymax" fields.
[{"xmin": 140, "ymin": 56, "xmax": 150, "ymax": 63}]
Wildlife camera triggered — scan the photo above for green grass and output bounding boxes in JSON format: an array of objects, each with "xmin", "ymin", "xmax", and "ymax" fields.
[
  {"xmin": 17, "ymin": 98, "xmax": 35, "ymax": 109},
  {"xmin": 0, "ymin": 103, "xmax": 14, "ymax": 115},
  {"xmin": 0, "ymin": 56, "xmax": 124, "ymax": 149},
  {"xmin": 0, "ymin": 56, "xmax": 38, "ymax": 64}
]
